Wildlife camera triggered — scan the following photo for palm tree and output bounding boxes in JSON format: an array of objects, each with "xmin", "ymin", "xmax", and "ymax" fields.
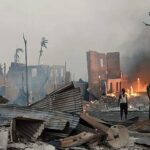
[
  {"xmin": 14, "ymin": 48, "xmax": 24, "ymax": 63},
  {"xmin": 38, "ymin": 37, "xmax": 48, "ymax": 65}
]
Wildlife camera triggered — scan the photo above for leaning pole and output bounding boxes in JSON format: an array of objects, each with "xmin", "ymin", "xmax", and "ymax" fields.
[{"xmin": 23, "ymin": 34, "xmax": 29, "ymax": 106}]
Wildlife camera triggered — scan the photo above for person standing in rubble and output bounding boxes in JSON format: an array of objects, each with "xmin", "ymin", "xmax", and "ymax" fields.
[
  {"xmin": 146, "ymin": 84, "xmax": 150, "ymax": 119},
  {"xmin": 118, "ymin": 88, "xmax": 128, "ymax": 121}
]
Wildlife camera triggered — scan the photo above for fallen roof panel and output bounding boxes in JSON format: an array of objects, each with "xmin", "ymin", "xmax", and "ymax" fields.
[
  {"xmin": 0, "ymin": 105, "xmax": 80, "ymax": 131},
  {"xmin": 11, "ymin": 117, "xmax": 45, "ymax": 142},
  {"xmin": 30, "ymin": 83, "xmax": 83, "ymax": 113}
]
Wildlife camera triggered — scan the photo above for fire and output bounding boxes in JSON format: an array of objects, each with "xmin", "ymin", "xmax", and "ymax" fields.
[
  {"xmin": 128, "ymin": 78, "xmax": 147, "ymax": 93},
  {"xmin": 130, "ymin": 86, "xmax": 138, "ymax": 96},
  {"xmin": 107, "ymin": 93, "xmax": 116, "ymax": 97},
  {"xmin": 126, "ymin": 85, "xmax": 139, "ymax": 98}
]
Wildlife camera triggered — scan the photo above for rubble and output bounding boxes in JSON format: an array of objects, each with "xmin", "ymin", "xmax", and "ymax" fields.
[
  {"xmin": 0, "ymin": 82, "xmax": 149, "ymax": 149},
  {"xmin": 0, "ymin": 95, "xmax": 9, "ymax": 104},
  {"xmin": 128, "ymin": 120, "xmax": 150, "ymax": 132},
  {"xmin": 135, "ymin": 137, "xmax": 150, "ymax": 147},
  {"xmin": 8, "ymin": 142, "xmax": 55, "ymax": 150},
  {"xmin": 0, "ymin": 127, "xmax": 9, "ymax": 150}
]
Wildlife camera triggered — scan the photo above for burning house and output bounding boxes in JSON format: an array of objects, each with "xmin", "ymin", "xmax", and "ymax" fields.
[{"xmin": 87, "ymin": 51, "xmax": 122, "ymax": 98}]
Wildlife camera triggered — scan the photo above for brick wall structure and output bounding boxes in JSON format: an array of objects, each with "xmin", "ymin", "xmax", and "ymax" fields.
[{"xmin": 87, "ymin": 51, "xmax": 122, "ymax": 97}]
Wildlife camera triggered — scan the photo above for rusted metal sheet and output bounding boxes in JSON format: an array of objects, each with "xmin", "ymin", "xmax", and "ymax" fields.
[
  {"xmin": 128, "ymin": 120, "xmax": 150, "ymax": 132},
  {"xmin": 50, "ymin": 111, "xmax": 80, "ymax": 130},
  {"xmin": 52, "ymin": 88, "xmax": 83, "ymax": 113},
  {"xmin": 50, "ymin": 82, "xmax": 75, "ymax": 95},
  {"xmin": 30, "ymin": 82, "xmax": 75, "ymax": 109},
  {"xmin": 29, "ymin": 97, "xmax": 53, "ymax": 111},
  {"xmin": 46, "ymin": 117, "xmax": 69, "ymax": 130},
  {"xmin": 11, "ymin": 117, "xmax": 45, "ymax": 142},
  {"xmin": 30, "ymin": 82, "xmax": 83, "ymax": 113},
  {"xmin": 0, "ymin": 105, "xmax": 80, "ymax": 131}
]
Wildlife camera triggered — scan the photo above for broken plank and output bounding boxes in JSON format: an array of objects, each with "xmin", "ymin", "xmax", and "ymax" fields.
[
  {"xmin": 80, "ymin": 113, "xmax": 109, "ymax": 134},
  {"xmin": 60, "ymin": 132, "xmax": 96, "ymax": 148}
]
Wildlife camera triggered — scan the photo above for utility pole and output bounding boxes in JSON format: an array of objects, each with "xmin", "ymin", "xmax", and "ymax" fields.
[
  {"xmin": 3, "ymin": 63, "xmax": 6, "ymax": 86},
  {"xmin": 3, "ymin": 63, "xmax": 6, "ymax": 97},
  {"xmin": 23, "ymin": 34, "xmax": 29, "ymax": 106},
  {"xmin": 64, "ymin": 61, "xmax": 66, "ymax": 84}
]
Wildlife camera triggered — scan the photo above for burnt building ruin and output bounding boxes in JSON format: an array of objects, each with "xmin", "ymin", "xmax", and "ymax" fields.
[
  {"xmin": 87, "ymin": 51, "xmax": 122, "ymax": 98},
  {"xmin": 5, "ymin": 62, "xmax": 71, "ymax": 104}
]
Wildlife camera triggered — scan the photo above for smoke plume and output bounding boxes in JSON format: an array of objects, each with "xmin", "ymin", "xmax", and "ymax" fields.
[{"xmin": 122, "ymin": 28, "xmax": 150, "ymax": 84}]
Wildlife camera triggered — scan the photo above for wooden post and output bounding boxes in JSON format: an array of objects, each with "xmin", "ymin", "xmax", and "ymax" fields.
[{"xmin": 23, "ymin": 34, "xmax": 29, "ymax": 106}]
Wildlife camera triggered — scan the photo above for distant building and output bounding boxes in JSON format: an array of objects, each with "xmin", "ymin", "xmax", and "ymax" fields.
[
  {"xmin": 6, "ymin": 62, "xmax": 70, "ymax": 104},
  {"xmin": 49, "ymin": 65, "xmax": 66, "ymax": 89},
  {"xmin": 87, "ymin": 51, "xmax": 122, "ymax": 98},
  {"xmin": 6, "ymin": 62, "xmax": 50, "ymax": 102},
  {"xmin": 107, "ymin": 52, "xmax": 121, "ymax": 79}
]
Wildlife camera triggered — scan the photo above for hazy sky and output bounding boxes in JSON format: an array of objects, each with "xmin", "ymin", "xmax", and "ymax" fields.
[{"xmin": 0, "ymin": 0, "xmax": 150, "ymax": 80}]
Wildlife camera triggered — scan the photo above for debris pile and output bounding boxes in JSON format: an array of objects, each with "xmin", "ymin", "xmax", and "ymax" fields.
[
  {"xmin": 0, "ymin": 82, "xmax": 149, "ymax": 150},
  {"xmin": 0, "ymin": 95, "xmax": 9, "ymax": 104},
  {"xmin": 128, "ymin": 119, "xmax": 150, "ymax": 148},
  {"xmin": 83, "ymin": 96, "xmax": 117, "ymax": 113}
]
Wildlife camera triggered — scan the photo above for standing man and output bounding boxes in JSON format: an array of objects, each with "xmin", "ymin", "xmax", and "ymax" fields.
[
  {"xmin": 118, "ymin": 88, "xmax": 128, "ymax": 121},
  {"xmin": 146, "ymin": 84, "xmax": 150, "ymax": 119}
]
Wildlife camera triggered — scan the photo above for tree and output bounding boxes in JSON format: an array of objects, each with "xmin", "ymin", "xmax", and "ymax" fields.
[{"xmin": 38, "ymin": 37, "xmax": 48, "ymax": 65}]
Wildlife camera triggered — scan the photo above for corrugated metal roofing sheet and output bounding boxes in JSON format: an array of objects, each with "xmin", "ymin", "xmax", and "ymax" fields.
[
  {"xmin": 0, "ymin": 105, "xmax": 79, "ymax": 131},
  {"xmin": 52, "ymin": 88, "xmax": 83, "ymax": 113},
  {"xmin": 30, "ymin": 82, "xmax": 83, "ymax": 113},
  {"xmin": 12, "ymin": 117, "xmax": 45, "ymax": 142},
  {"xmin": 50, "ymin": 82, "xmax": 75, "ymax": 95}
]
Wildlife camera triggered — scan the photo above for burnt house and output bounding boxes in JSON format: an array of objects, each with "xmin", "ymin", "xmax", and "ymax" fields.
[
  {"xmin": 87, "ymin": 51, "xmax": 122, "ymax": 98},
  {"xmin": 6, "ymin": 62, "xmax": 68, "ymax": 104}
]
